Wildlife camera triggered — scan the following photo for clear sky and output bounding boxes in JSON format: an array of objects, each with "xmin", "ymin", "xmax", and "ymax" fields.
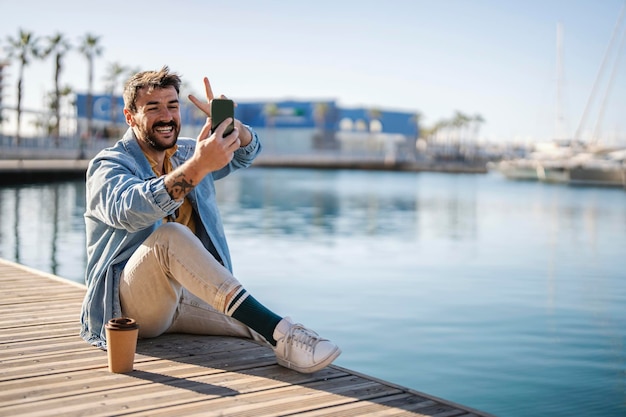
[{"xmin": 1, "ymin": 0, "xmax": 625, "ymax": 144}]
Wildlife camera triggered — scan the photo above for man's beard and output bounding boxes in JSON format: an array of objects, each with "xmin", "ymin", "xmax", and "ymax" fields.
[{"xmin": 140, "ymin": 121, "xmax": 180, "ymax": 151}]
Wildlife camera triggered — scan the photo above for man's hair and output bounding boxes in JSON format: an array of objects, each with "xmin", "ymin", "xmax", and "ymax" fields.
[{"xmin": 123, "ymin": 66, "xmax": 182, "ymax": 113}]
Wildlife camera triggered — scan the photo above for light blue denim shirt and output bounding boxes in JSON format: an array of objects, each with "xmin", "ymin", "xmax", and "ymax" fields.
[{"xmin": 80, "ymin": 127, "xmax": 262, "ymax": 349}]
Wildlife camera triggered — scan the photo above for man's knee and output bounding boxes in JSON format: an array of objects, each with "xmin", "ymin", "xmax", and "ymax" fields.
[
  {"xmin": 153, "ymin": 222, "xmax": 197, "ymax": 244},
  {"xmin": 157, "ymin": 222, "xmax": 193, "ymax": 237}
]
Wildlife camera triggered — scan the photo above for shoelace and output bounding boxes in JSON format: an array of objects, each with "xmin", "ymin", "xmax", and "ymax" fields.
[{"xmin": 283, "ymin": 323, "xmax": 321, "ymax": 358}]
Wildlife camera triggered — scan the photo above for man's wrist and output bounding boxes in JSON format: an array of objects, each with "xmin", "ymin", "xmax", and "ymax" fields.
[{"xmin": 237, "ymin": 122, "xmax": 253, "ymax": 147}]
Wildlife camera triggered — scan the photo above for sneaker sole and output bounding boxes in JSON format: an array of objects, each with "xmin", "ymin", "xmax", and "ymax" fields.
[{"xmin": 276, "ymin": 347, "xmax": 342, "ymax": 374}]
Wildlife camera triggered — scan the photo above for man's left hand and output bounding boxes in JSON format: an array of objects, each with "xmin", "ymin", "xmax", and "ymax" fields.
[{"xmin": 188, "ymin": 77, "xmax": 252, "ymax": 147}]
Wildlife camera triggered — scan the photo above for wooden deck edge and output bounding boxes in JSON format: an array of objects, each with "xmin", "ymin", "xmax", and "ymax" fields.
[
  {"xmin": 0, "ymin": 258, "xmax": 495, "ymax": 417},
  {"xmin": 331, "ymin": 364, "xmax": 499, "ymax": 417},
  {"xmin": 0, "ymin": 258, "xmax": 86, "ymax": 290}
]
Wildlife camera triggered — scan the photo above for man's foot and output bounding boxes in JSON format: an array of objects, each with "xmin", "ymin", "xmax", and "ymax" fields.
[{"xmin": 272, "ymin": 317, "xmax": 341, "ymax": 374}]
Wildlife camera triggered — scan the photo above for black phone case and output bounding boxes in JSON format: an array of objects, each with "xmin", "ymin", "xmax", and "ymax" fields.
[{"xmin": 211, "ymin": 99, "xmax": 234, "ymax": 136}]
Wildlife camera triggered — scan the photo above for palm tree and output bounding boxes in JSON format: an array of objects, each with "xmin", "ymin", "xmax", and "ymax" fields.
[
  {"xmin": 103, "ymin": 61, "xmax": 127, "ymax": 134},
  {"xmin": 431, "ymin": 119, "xmax": 450, "ymax": 159},
  {"xmin": 471, "ymin": 113, "xmax": 485, "ymax": 142},
  {"xmin": 465, "ymin": 113, "xmax": 485, "ymax": 161},
  {"xmin": 451, "ymin": 110, "xmax": 471, "ymax": 142},
  {"xmin": 448, "ymin": 110, "xmax": 471, "ymax": 159},
  {"xmin": 43, "ymin": 32, "xmax": 71, "ymax": 145},
  {"xmin": 35, "ymin": 86, "xmax": 73, "ymax": 136},
  {"xmin": 5, "ymin": 29, "xmax": 41, "ymax": 144},
  {"xmin": 0, "ymin": 60, "xmax": 9, "ymax": 126},
  {"xmin": 429, "ymin": 120, "xmax": 442, "ymax": 143},
  {"xmin": 78, "ymin": 33, "xmax": 103, "ymax": 139}
]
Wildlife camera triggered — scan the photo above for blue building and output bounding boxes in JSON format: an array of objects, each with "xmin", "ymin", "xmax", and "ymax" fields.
[{"xmin": 75, "ymin": 94, "xmax": 419, "ymax": 154}]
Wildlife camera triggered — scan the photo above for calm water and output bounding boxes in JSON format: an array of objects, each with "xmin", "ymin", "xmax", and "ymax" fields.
[{"xmin": 1, "ymin": 168, "xmax": 624, "ymax": 417}]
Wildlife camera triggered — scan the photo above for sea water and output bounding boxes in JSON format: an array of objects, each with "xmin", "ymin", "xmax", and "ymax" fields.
[{"xmin": 1, "ymin": 168, "xmax": 624, "ymax": 417}]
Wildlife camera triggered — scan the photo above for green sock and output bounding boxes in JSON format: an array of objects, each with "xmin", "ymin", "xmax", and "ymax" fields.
[{"xmin": 227, "ymin": 289, "xmax": 282, "ymax": 346}]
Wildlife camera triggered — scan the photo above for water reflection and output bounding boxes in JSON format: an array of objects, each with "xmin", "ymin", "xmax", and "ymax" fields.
[
  {"xmin": 0, "ymin": 169, "xmax": 483, "ymax": 283},
  {"xmin": 416, "ymin": 175, "xmax": 478, "ymax": 241},
  {"xmin": 1, "ymin": 169, "xmax": 623, "ymax": 287},
  {"xmin": 216, "ymin": 168, "xmax": 478, "ymax": 242},
  {"xmin": 0, "ymin": 181, "xmax": 86, "ymax": 280}
]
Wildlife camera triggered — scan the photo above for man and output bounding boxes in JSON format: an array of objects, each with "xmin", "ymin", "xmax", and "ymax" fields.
[{"xmin": 80, "ymin": 66, "xmax": 340, "ymax": 374}]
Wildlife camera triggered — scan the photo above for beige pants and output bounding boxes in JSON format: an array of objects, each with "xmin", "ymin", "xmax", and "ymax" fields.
[{"xmin": 119, "ymin": 222, "xmax": 265, "ymax": 343}]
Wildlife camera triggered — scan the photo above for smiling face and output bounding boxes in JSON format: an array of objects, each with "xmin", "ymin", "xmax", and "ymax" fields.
[{"xmin": 124, "ymin": 85, "xmax": 182, "ymax": 153}]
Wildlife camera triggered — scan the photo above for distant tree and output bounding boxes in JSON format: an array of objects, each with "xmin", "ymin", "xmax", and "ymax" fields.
[
  {"xmin": 0, "ymin": 44, "xmax": 8, "ymax": 126},
  {"xmin": 452, "ymin": 110, "xmax": 471, "ymax": 142},
  {"xmin": 78, "ymin": 33, "xmax": 103, "ymax": 139},
  {"xmin": 103, "ymin": 61, "xmax": 127, "ymax": 130},
  {"xmin": 433, "ymin": 120, "xmax": 448, "ymax": 143},
  {"xmin": 35, "ymin": 85, "xmax": 72, "ymax": 136},
  {"xmin": 471, "ymin": 113, "xmax": 485, "ymax": 141},
  {"xmin": 42, "ymin": 32, "xmax": 71, "ymax": 144},
  {"xmin": 5, "ymin": 28, "xmax": 41, "ymax": 144},
  {"xmin": 429, "ymin": 119, "xmax": 450, "ymax": 158},
  {"xmin": 126, "ymin": 66, "xmax": 142, "ymax": 77}
]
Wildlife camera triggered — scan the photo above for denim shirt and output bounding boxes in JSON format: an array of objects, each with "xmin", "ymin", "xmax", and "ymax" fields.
[{"xmin": 80, "ymin": 127, "xmax": 262, "ymax": 349}]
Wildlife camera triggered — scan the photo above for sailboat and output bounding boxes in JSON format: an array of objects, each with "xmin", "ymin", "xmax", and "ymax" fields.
[
  {"xmin": 494, "ymin": 24, "xmax": 578, "ymax": 183},
  {"xmin": 495, "ymin": 13, "xmax": 626, "ymax": 188},
  {"xmin": 568, "ymin": 149, "xmax": 626, "ymax": 187},
  {"xmin": 565, "ymin": 3, "xmax": 626, "ymax": 188}
]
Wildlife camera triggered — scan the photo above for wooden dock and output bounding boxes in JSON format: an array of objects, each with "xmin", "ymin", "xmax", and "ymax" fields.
[
  {"xmin": 0, "ymin": 258, "xmax": 494, "ymax": 417},
  {"xmin": 0, "ymin": 157, "xmax": 486, "ymax": 185},
  {"xmin": 0, "ymin": 159, "xmax": 90, "ymax": 184}
]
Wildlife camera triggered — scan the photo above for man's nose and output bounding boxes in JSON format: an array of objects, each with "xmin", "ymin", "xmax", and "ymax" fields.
[{"xmin": 157, "ymin": 107, "xmax": 174, "ymax": 121}]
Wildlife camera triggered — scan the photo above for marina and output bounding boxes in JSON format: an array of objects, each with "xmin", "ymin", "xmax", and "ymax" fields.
[
  {"xmin": 0, "ymin": 258, "xmax": 492, "ymax": 417},
  {"xmin": 489, "ymin": 142, "xmax": 626, "ymax": 188},
  {"xmin": 1, "ymin": 168, "xmax": 625, "ymax": 417}
]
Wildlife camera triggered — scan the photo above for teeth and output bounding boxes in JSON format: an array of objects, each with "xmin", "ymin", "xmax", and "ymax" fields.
[{"xmin": 156, "ymin": 126, "xmax": 173, "ymax": 133}]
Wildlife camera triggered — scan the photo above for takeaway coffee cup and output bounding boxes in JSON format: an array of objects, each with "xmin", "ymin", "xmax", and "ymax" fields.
[{"xmin": 105, "ymin": 317, "xmax": 139, "ymax": 373}]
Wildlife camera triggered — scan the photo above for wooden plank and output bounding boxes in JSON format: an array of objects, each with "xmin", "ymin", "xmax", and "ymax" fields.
[
  {"xmin": 0, "ymin": 322, "xmax": 79, "ymax": 343},
  {"xmin": 0, "ymin": 300, "xmax": 83, "ymax": 314},
  {"xmin": 0, "ymin": 336, "xmax": 90, "ymax": 360},
  {"xmin": 0, "ymin": 258, "xmax": 495, "ymax": 417}
]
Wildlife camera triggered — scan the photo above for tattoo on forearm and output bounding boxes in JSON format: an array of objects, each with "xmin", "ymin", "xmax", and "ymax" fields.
[{"xmin": 166, "ymin": 173, "xmax": 195, "ymax": 201}]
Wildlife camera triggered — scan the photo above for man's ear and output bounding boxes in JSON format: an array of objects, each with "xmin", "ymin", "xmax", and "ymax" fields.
[{"xmin": 124, "ymin": 109, "xmax": 134, "ymax": 127}]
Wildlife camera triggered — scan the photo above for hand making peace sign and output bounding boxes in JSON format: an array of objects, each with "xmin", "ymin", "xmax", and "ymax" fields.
[{"xmin": 188, "ymin": 77, "xmax": 252, "ymax": 147}]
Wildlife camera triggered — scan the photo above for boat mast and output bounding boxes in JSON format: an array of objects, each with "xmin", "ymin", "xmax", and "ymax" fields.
[
  {"xmin": 555, "ymin": 22, "xmax": 566, "ymax": 141},
  {"xmin": 591, "ymin": 12, "xmax": 626, "ymax": 145},
  {"xmin": 573, "ymin": 2, "xmax": 626, "ymax": 143}
]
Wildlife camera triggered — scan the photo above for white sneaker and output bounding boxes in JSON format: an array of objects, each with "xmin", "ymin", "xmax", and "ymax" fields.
[{"xmin": 272, "ymin": 317, "xmax": 341, "ymax": 374}]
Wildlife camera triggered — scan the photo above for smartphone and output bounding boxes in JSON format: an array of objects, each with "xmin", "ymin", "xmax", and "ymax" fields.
[{"xmin": 210, "ymin": 98, "xmax": 235, "ymax": 137}]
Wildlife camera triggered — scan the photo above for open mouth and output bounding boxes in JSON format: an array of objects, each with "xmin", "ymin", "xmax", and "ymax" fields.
[{"xmin": 154, "ymin": 124, "xmax": 176, "ymax": 136}]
